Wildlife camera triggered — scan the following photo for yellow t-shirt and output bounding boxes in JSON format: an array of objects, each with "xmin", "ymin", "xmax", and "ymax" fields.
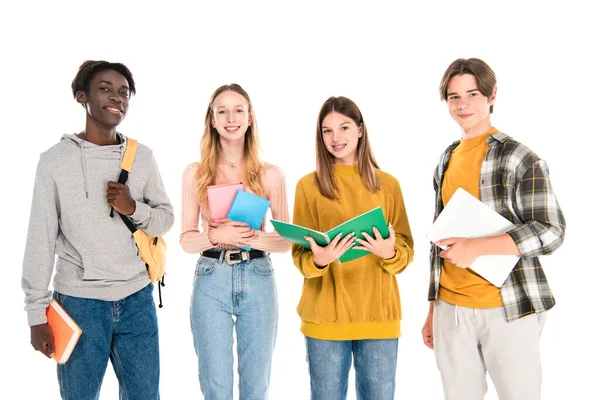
[
  {"xmin": 438, "ymin": 128, "xmax": 503, "ymax": 308},
  {"xmin": 292, "ymin": 165, "xmax": 414, "ymax": 340}
]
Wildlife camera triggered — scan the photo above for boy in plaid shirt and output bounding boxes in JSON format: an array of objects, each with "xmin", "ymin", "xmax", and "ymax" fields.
[{"xmin": 422, "ymin": 58, "xmax": 566, "ymax": 400}]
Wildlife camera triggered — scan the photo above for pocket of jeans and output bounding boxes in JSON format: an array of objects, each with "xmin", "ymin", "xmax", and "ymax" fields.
[
  {"xmin": 248, "ymin": 256, "xmax": 274, "ymax": 276},
  {"xmin": 195, "ymin": 257, "xmax": 218, "ymax": 276}
]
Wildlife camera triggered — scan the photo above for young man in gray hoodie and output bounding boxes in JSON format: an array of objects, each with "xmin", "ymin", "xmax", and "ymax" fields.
[{"xmin": 22, "ymin": 60, "xmax": 174, "ymax": 400}]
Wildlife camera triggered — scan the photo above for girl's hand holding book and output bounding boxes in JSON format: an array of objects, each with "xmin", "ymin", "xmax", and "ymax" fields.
[
  {"xmin": 353, "ymin": 224, "xmax": 396, "ymax": 260},
  {"xmin": 305, "ymin": 232, "xmax": 355, "ymax": 268},
  {"xmin": 208, "ymin": 219, "xmax": 258, "ymax": 247}
]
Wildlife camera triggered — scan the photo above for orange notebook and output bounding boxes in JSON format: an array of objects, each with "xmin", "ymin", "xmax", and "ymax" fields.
[
  {"xmin": 46, "ymin": 299, "xmax": 82, "ymax": 364},
  {"xmin": 207, "ymin": 182, "xmax": 243, "ymax": 219}
]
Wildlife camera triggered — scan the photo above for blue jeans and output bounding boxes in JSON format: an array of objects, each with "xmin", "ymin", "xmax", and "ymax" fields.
[
  {"xmin": 305, "ymin": 337, "xmax": 398, "ymax": 400},
  {"xmin": 190, "ymin": 255, "xmax": 278, "ymax": 400},
  {"xmin": 54, "ymin": 283, "xmax": 160, "ymax": 400}
]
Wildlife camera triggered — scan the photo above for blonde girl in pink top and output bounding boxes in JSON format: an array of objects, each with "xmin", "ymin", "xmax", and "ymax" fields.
[{"xmin": 180, "ymin": 84, "xmax": 290, "ymax": 399}]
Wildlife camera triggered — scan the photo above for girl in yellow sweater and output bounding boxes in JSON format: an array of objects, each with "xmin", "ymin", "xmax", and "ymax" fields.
[{"xmin": 292, "ymin": 96, "xmax": 414, "ymax": 399}]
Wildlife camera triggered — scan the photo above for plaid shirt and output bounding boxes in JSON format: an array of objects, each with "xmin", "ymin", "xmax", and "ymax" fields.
[{"xmin": 428, "ymin": 131, "xmax": 566, "ymax": 321}]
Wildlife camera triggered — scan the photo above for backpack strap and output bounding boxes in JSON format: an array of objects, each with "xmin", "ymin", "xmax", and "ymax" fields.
[
  {"xmin": 115, "ymin": 138, "xmax": 138, "ymax": 186},
  {"xmin": 110, "ymin": 138, "xmax": 139, "ymax": 221},
  {"xmin": 111, "ymin": 138, "xmax": 166, "ymax": 306},
  {"xmin": 120, "ymin": 138, "xmax": 138, "ymax": 172},
  {"xmin": 118, "ymin": 208, "xmax": 139, "ymax": 234}
]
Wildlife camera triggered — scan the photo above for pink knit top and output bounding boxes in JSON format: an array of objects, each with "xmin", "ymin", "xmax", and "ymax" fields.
[{"xmin": 180, "ymin": 162, "xmax": 291, "ymax": 253}]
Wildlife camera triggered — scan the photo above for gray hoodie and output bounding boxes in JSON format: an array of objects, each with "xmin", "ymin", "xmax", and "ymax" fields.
[{"xmin": 22, "ymin": 134, "xmax": 174, "ymax": 325}]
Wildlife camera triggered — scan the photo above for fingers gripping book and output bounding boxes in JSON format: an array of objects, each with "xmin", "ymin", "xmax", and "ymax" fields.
[
  {"xmin": 206, "ymin": 183, "xmax": 270, "ymax": 251},
  {"xmin": 46, "ymin": 299, "xmax": 82, "ymax": 364},
  {"xmin": 271, "ymin": 207, "xmax": 389, "ymax": 263}
]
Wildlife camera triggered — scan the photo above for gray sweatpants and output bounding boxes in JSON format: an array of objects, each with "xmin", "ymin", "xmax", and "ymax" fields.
[{"xmin": 433, "ymin": 300, "xmax": 546, "ymax": 400}]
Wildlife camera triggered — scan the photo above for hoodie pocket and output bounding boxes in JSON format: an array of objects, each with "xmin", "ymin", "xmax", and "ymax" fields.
[{"xmin": 81, "ymin": 252, "xmax": 147, "ymax": 281}]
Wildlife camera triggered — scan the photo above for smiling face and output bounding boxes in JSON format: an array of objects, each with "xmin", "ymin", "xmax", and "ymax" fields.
[
  {"xmin": 321, "ymin": 111, "xmax": 363, "ymax": 165},
  {"xmin": 446, "ymin": 73, "xmax": 495, "ymax": 138},
  {"xmin": 211, "ymin": 90, "xmax": 252, "ymax": 143},
  {"xmin": 76, "ymin": 69, "xmax": 130, "ymax": 129}
]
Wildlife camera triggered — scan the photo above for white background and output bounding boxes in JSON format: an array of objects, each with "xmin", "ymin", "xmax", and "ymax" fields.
[{"xmin": 1, "ymin": 1, "xmax": 597, "ymax": 399}]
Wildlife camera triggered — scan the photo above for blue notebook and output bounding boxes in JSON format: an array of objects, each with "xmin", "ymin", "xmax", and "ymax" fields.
[{"xmin": 226, "ymin": 190, "xmax": 270, "ymax": 250}]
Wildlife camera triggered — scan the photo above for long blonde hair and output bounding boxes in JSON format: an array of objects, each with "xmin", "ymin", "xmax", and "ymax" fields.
[
  {"xmin": 195, "ymin": 84, "xmax": 264, "ymax": 209},
  {"xmin": 315, "ymin": 96, "xmax": 380, "ymax": 199}
]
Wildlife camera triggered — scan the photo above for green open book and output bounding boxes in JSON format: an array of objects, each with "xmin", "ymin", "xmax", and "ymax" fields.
[{"xmin": 271, "ymin": 207, "xmax": 389, "ymax": 263}]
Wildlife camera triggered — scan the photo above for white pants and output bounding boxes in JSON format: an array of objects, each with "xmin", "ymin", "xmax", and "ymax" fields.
[{"xmin": 433, "ymin": 300, "xmax": 546, "ymax": 400}]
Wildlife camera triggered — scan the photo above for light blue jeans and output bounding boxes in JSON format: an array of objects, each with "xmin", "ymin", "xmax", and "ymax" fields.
[
  {"xmin": 54, "ymin": 283, "xmax": 160, "ymax": 400},
  {"xmin": 190, "ymin": 255, "xmax": 278, "ymax": 400},
  {"xmin": 305, "ymin": 337, "xmax": 398, "ymax": 400}
]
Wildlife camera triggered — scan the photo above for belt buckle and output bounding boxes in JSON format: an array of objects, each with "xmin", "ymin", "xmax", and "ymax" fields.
[
  {"xmin": 224, "ymin": 250, "xmax": 250, "ymax": 265},
  {"xmin": 224, "ymin": 250, "xmax": 240, "ymax": 265}
]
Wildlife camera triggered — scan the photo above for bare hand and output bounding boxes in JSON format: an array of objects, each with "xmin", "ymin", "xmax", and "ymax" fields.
[
  {"xmin": 422, "ymin": 311, "xmax": 434, "ymax": 350},
  {"xmin": 305, "ymin": 232, "xmax": 355, "ymax": 267},
  {"xmin": 438, "ymin": 237, "xmax": 480, "ymax": 269},
  {"xmin": 353, "ymin": 224, "xmax": 396, "ymax": 259},
  {"xmin": 31, "ymin": 323, "xmax": 55, "ymax": 358},
  {"xmin": 107, "ymin": 181, "xmax": 136, "ymax": 215},
  {"xmin": 208, "ymin": 219, "xmax": 258, "ymax": 247}
]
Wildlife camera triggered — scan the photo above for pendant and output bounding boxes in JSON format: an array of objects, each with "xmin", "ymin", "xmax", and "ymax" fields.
[{"xmin": 231, "ymin": 163, "xmax": 236, "ymax": 168}]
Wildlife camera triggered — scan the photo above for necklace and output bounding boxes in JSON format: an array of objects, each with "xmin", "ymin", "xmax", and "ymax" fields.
[{"xmin": 220, "ymin": 156, "xmax": 244, "ymax": 168}]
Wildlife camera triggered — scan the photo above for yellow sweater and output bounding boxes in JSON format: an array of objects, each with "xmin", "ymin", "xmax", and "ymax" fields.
[{"xmin": 292, "ymin": 165, "xmax": 414, "ymax": 340}]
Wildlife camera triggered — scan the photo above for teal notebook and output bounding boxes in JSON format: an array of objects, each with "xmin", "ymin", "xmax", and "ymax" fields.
[
  {"xmin": 271, "ymin": 207, "xmax": 389, "ymax": 263},
  {"xmin": 226, "ymin": 190, "xmax": 270, "ymax": 250}
]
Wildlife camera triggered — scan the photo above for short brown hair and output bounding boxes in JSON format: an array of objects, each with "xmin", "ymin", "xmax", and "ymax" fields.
[{"xmin": 439, "ymin": 58, "xmax": 497, "ymax": 113}]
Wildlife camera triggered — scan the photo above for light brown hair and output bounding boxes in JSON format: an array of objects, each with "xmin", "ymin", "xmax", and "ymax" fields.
[
  {"xmin": 315, "ymin": 96, "xmax": 380, "ymax": 199},
  {"xmin": 195, "ymin": 84, "xmax": 264, "ymax": 209},
  {"xmin": 439, "ymin": 58, "xmax": 497, "ymax": 113}
]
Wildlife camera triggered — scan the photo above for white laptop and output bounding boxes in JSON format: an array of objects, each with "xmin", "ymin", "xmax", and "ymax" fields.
[{"xmin": 426, "ymin": 187, "xmax": 520, "ymax": 287}]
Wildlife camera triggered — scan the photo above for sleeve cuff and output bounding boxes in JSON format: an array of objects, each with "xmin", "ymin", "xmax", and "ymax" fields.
[
  {"xmin": 304, "ymin": 255, "xmax": 330, "ymax": 278},
  {"xmin": 28, "ymin": 308, "xmax": 48, "ymax": 326},
  {"xmin": 507, "ymin": 224, "xmax": 530, "ymax": 244},
  {"xmin": 379, "ymin": 242, "xmax": 412, "ymax": 274},
  {"xmin": 129, "ymin": 200, "xmax": 150, "ymax": 224},
  {"xmin": 507, "ymin": 225, "xmax": 541, "ymax": 258},
  {"xmin": 380, "ymin": 248, "xmax": 400, "ymax": 264}
]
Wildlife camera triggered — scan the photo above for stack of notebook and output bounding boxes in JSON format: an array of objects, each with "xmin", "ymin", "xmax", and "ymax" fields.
[{"xmin": 207, "ymin": 182, "xmax": 270, "ymax": 250}]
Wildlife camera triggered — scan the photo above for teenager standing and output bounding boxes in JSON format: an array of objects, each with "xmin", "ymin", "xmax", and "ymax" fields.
[
  {"xmin": 292, "ymin": 96, "xmax": 414, "ymax": 400},
  {"xmin": 422, "ymin": 58, "xmax": 566, "ymax": 400},
  {"xmin": 180, "ymin": 84, "xmax": 289, "ymax": 399},
  {"xmin": 22, "ymin": 60, "xmax": 174, "ymax": 399}
]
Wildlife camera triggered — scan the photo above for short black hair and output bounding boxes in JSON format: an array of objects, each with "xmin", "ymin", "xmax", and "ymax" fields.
[{"xmin": 71, "ymin": 60, "xmax": 136, "ymax": 98}]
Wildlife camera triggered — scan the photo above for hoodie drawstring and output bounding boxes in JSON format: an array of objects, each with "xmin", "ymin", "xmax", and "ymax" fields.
[
  {"xmin": 455, "ymin": 304, "xmax": 459, "ymax": 332},
  {"xmin": 80, "ymin": 142, "xmax": 89, "ymax": 199}
]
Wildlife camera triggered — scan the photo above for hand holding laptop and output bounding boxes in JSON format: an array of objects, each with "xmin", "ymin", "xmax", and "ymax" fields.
[
  {"xmin": 426, "ymin": 188, "xmax": 520, "ymax": 287},
  {"xmin": 436, "ymin": 237, "xmax": 481, "ymax": 269}
]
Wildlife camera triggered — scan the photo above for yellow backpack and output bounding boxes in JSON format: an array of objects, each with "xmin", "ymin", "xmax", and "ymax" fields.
[{"xmin": 112, "ymin": 138, "xmax": 167, "ymax": 307}]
